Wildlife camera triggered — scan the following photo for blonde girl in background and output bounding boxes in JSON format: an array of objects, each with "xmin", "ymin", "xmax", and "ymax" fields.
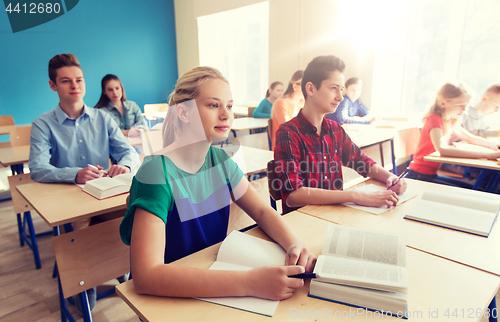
[{"xmin": 407, "ymin": 82, "xmax": 500, "ymax": 187}]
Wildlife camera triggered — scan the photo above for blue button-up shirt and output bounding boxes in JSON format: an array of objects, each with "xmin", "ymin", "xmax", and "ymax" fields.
[
  {"xmin": 29, "ymin": 104, "xmax": 140, "ymax": 183},
  {"xmin": 326, "ymin": 97, "xmax": 372, "ymax": 125}
]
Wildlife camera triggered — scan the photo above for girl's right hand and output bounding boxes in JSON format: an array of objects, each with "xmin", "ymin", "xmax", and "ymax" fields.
[
  {"xmin": 352, "ymin": 190, "xmax": 399, "ymax": 208},
  {"xmin": 245, "ymin": 265, "xmax": 306, "ymax": 301}
]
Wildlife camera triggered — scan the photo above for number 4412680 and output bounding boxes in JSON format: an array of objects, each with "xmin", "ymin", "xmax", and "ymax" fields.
[{"xmin": 5, "ymin": 2, "xmax": 61, "ymax": 14}]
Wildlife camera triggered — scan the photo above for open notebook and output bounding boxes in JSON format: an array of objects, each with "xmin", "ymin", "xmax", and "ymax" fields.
[
  {"xmin": 196, "ymin": 231, "xmax": 287, "ymax": 316},
  {"xmin": 405, "ymin": 189, "xmax": 500, "ymax": 237},
  {"xmin": 342, "ymin": 184, "xmax": 418, "ymax": 215}
]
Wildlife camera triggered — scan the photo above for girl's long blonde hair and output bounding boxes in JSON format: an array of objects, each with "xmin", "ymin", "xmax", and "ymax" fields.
[
  {"xmin": 162, "ymin": 67, "xmax": 228, "ymax": 147},
  {"xmin": 425, "ymin": 82, "xmax": 471, "ymax": 119}
]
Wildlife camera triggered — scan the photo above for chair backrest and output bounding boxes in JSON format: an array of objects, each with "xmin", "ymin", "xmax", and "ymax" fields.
[
  {"xmin": 247, "ymin": 107, "xmax": 256, "ymax": 117},
  {"xmin": 52, "ymin": 217, "xmax": 130, "ymax": 299},
  {"xmin": 141, "ymin": 129, "xmax": 164, "ymax": 156},
  {"xmin": 9, "ymin": 125, "xmax": 31, "ymax": 147},
  {"xmin": 8, "ymin": 174, "xmax": 34, "ymax": 214},
  {"xmin": 267, "ymin": 119, "xmax": 273, "ymax": 151},
  {"xmin": 0, "ymin": 115, "xmax": 14, "ymax": 126},
  {"xmin": 267, "ymin": 160, "xmax": 281, "ymax": 201},
  {"xmin": 394, "ymin": 126, "xmax": 421, "ymax": 159}
]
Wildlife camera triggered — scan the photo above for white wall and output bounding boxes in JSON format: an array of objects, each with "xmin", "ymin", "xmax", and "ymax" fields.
[{"xmin": 174, "ymin": 0, "xmax": 376, "ymax": 106}]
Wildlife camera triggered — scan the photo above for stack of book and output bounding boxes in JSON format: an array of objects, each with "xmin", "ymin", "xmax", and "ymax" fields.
[{"xmin": 309, "ymin": 224, "xmax": 408, "ymax": 318}]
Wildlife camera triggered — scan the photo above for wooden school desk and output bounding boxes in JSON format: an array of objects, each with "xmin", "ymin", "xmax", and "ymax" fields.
[
  {"xmin": 298, "ymin": 178, "xmax": 500, "ymax": 277},
  {"xmin": 0, "ymin": 145, "xmax": 30, "ymax": 175},
  {"xmin": 16, "ymin": 182, "xmax": 128, "ymax": 228},
  {"xmin": 231, "ymin": 117, "xmax": 269, "ymax": 136},
  {"xmin": 115, "ymin": 211, "xmax": 500, "ymax": 322},
  {"xmin": 424, "ymin": 152, "xmax": 500, "ymax": 192},
  {"xmin": 0, "ymin": 124, "xmax": 30, "ymax": 135},
  {"xmin": 223, "ymin": 145, "xmax": 273, "ymax": 176},
  {"xmin": 345, "ymin": 126, "xmax": 396, "ymax": 173}
]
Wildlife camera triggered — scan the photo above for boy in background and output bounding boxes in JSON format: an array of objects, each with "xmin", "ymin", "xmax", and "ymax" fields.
[
  {"xmin": 273, "ymin": 55, "xmax": 406, "ymax": 214},
  {"xmin": 461, "ymin": 84, "xmax": 500, "ymax": 137}
]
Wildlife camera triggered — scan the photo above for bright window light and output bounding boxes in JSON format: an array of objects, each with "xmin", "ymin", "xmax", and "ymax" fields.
[{"xmin": 197, "ymin": 2, "xmax": 269, "ymax": 107}]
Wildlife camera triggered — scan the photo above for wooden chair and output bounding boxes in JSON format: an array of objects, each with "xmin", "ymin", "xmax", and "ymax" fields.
[
  {"xmin": 0, "ymin": 115, "xmax": 14, "ymax": 149},
  {"xmin": 52, "ymin": 217, "xmax": 130, "ymax": 321},
  {"xmin": 9, "ymin": 125, "xmax": 31, "ymax": 147},
  {"xmin": 0, "ymin": 115, "xmax": 14, "ymax": 126},
  {"xmin": 141, "ymin": 129, "xmax": 163, "ymax": 156},
  {"xmin": 247, "ymin": 107, "xmax": 256, "ymax": 117},
  {"xmin": 266, "ymin": 160, "xmax": 282, "ymax": 211},
  {"xmin": 8, "ymin": 174, "xmax": 51, "ymax": 269}
]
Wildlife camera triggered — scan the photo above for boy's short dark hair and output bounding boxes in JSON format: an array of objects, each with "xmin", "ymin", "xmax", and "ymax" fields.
[
  {"xmin": 486, "ymin": 83, "xmax": 500, "ymax": 95},
  {"xmin": 48, "ymin": 54, "xmax": 81, "ymax": 83},
  {"xmin": 302, "ymin": 55, "xmax": 345, "ymax": 99}
]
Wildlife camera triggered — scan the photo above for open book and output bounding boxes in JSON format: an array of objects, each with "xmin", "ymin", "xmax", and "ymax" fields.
[
  {"xmin": 196, "ymin": 230, "xmax": 287, "ymax": 317},
  {"xmin": 405, "ymin": 189, "xmax": 500, "ymax": 237},
  {"xmin": 82, "ymin": 173, "xmax": 134, "ymax": 200},
  {"xmin": 310, "ymin": 224, "xmax": 408, "ymax": 317},
  {"xmin": 343, "ymin": 184, "xmax": 418, "ymax": 215}
]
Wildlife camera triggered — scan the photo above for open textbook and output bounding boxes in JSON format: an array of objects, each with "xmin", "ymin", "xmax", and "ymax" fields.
[
  {"xmin": 196, "ymin": 231, "xmax": 287, "ymax": 317},
  {"xmin": 82, "ymin": 173, "xmax": 134, "ymax": 200},
  {"xmin": 405, "ymin": 189, "xmax": 500, "ymax": 237},
  {"xmin": 310, "ymin": 224, "xmax": 408, "ymax": 317},
  {"xmin": 343, "ymin": 184, "xmax": 418, "ymax": 215}
]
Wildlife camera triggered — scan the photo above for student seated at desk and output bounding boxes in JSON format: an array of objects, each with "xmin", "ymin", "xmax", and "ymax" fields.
[
  {"xmin": 94, "ymin": 74, "xmax": 147, "ymax": 138},
  {"xmin": 253, "ymin": 81, "xmax": 283, "ymax": 118},
  {"xmin": 325, "ymin": 77, "xmax": 375, "ymax": 125},
  {"xmin": 29, "ymin": 53, "xmax": 139, "ymax": 312},
  {"xmin": 407, "ymin": 82, "xmax": 500, "ymax": 187},
  {"xmin": 461, "ymin": 83, "xmax": 500, "ymax": 137},
  {"xmin": 119, "ymin": 66, "xmax": 315, "ymax": 300},
  {"xmin": 274, "ymin": 55, "xmax": 406, "ymax": 214},
  {"xmin": 270, "ymin": 70, "xmax": 304, "ymax": 150}
]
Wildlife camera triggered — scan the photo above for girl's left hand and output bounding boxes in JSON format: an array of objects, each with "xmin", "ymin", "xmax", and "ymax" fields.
[{"xmin": 285, "ymin": 245, "xmax": 317, "ymax": 273}]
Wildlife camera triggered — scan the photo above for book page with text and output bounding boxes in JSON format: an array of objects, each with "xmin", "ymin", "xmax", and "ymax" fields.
[{"xmin": 321, "ymin": 224, "xmax": 406, "ymax": 267}]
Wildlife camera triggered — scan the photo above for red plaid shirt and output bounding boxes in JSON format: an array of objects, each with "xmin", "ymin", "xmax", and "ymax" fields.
[{"xmin": 274, "ymin": 110, "xmax": 376, "ymax": 213}]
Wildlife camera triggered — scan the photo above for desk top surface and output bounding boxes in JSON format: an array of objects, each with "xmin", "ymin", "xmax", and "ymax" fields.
[
  {"xmin": 17, "ymin": 182, "xmax": 128, "ymax": 227},
  {"xmin": 424, "ymin": 152, "xmax": 500, "ymax": 170},
  {"xmin": 299, "ymin": 178, "xmax": 500, "ymax": 276},
  {"xmin": 0, "ymin": 145, "xmax": 30, "ymax": 166},
  {"xmin": 231, "ymin": 117, "xmax": 269, "ymax": 131},
  {"xmin": 115, "ymin": 211, "xmax": 500, "ymax": 322}
]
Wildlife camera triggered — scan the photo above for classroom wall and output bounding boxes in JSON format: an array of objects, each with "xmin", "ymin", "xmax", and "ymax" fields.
[
  {"xmin": 0, "ymin": 0, "xmax": 178, "ymax": 128},
  {"xmin": 174, "ymin": 0, "xmax": 375, "ymax": 106}
]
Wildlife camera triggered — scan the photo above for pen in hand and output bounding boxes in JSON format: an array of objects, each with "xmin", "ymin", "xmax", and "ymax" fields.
[
  {"xmin": 289, "ymin": 273, "xmax": 317, "ymax": 279},
  {"xmin": 387, "ymin": 168, "xmax": 409, "ymax": 190},
  {"xmin": 87, "ymin": 164, "xmax": 108, "ymax": 176}
]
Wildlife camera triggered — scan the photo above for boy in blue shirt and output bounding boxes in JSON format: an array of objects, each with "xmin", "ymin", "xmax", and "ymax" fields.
[{"xmin": 29, "ymin": 53, "xmax": 138, "ymax": 184}]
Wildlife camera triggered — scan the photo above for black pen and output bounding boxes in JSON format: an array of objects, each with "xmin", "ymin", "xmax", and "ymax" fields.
[
  {"xmin": 289, "ymin": 273, "xmax": 317, "ymax": 279},
  {"xmin": 387, "ymin": 168, "xmax": 409, "ymax": 190}
]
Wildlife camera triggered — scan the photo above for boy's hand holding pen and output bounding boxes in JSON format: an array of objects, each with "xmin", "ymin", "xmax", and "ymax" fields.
[
  {"xmin": 387, "ymin": 168, "xmax": 409, "ymax": 193},
  {"xmin": 88, "ymin": 164, "xmax": 108, "ymax": 177}
]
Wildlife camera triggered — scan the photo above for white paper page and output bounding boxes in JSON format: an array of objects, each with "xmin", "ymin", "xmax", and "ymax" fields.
[
  {"xmin": 406, "ymin": 199, "xmax": 498, "ymax": 236},
  {"xmin": 420, "ymin": 189, "xmax": 500, "ymax": 213},
  {"xmin": 342, "ymin": 184, "xmax": 418, "ymax": 215},
  {"xmin": 113, "ymin": 173, "xmax": 134, "ymax": 186},
  {"xmin": 216, "ymin": 231, "xmax": 286, "ymax": 268},
  {"xmin": 197, "ymin": 261, "xmax": 280, "ymax": 317},
  {"xmin": 321, "ymin": 224, "xmax": 406, "ymax": 267}
]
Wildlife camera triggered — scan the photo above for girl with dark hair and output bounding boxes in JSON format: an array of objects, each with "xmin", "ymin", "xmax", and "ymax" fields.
[
  {"xmin": 270, "ymin": 70, "xmax": 304, "ymax": 150},
  {"xmin": 95, "ymin": 74, "xmax": 146, "ymax": 138},
  {"xmin": 253, "ymin": 81, "xmax": 283, "ymax": 118}
]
